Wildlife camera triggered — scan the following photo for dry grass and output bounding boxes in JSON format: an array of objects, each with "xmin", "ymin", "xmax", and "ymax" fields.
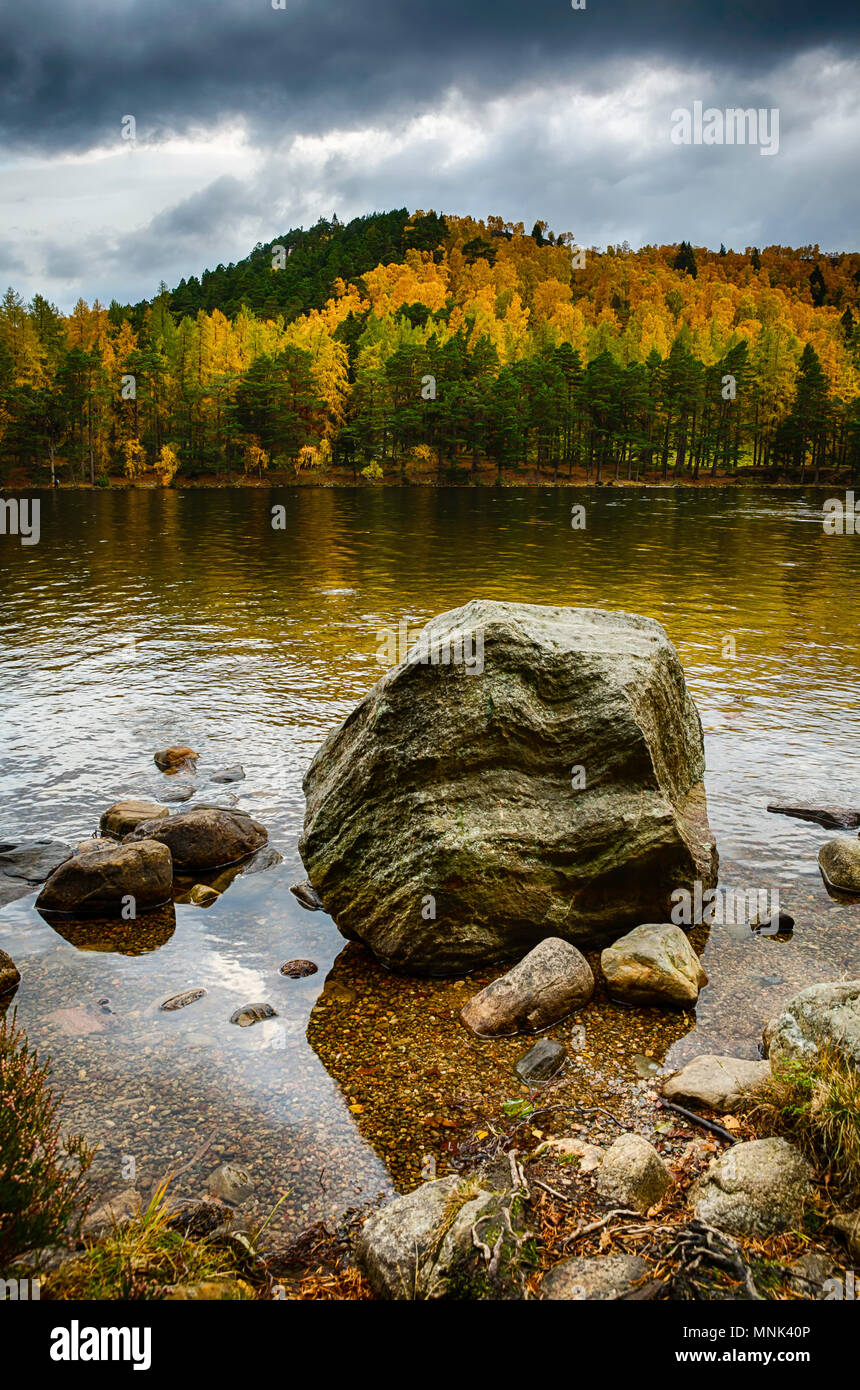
[{"xmin": 745, "ymin": 1046, "xmax": 860, "ymax": 1200}]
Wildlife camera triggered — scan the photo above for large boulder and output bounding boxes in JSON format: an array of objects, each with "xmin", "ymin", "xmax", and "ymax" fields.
[
  {"xmin": 460, "ymin": 937, "xmax": 594, "ymax": 1037},
  {"xmin": 299, "ymin": 601, "xmax": 717, "ymax": 974},
  {"xmin": 595, "ymin": 1133, "xmax": 673, "ymax": 1214},
  {"xmin": 35, "ymin": 839, "xmax": 172, "ymax": 916},
  {"xmin": 818, "ymin": 836, "xmax": 860, "ymax": 894},
  {"xmin": 540, "ymin": 1253, "xmax": 650, "ymax": 1300},
  {"xmin": 662, "ymin": 1055, "xmax": 771, "ymax": 1112},
  {"xmin": 124, "ymin": 808, "xmax": 267, "ymax": 871},
  {"xmin": 99, "ymin": 800, "xmax": 169, "ymax": 838},
  {"xmin": 601, "ymin": 922, "xmax": 707, "ymax": 1007},
  {"xmin": 763, "ymin": 980, "xmax": 860, "ymax": 1071},
  {"xmin": 690, "ymin": 1138, "xmax": 812, "ymax": 1237}
]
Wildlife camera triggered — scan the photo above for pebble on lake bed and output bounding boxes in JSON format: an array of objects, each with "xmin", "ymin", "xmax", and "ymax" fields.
[
  {"xmin": 190, "ymin": 883, "xmax": 221, "ymax": 907},
  {"xmin": 515, "ymin": 1038, "xmax": 567, "ymax": 1082}
]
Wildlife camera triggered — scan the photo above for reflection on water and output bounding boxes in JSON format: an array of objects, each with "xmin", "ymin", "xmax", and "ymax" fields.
[{"xmin": 1, "ymin": 487, "xmax": 859, "ymax": 1240}]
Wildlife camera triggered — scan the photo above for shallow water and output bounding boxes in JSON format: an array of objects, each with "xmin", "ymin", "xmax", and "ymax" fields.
[{"xmin": 1, "ymin": 487, "xmax": 859, "ymax": 1240}]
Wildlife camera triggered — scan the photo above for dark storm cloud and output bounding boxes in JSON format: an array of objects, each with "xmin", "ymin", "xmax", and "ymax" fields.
[{"xmin": 1, "ymin": 0, "xmax": 858, "ymax": 153}]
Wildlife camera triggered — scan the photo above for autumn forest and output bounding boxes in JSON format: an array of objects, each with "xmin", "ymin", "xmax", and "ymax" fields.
[{"xmin": 2, "ymin": 209, "xmax": 860, "ymax": 487}]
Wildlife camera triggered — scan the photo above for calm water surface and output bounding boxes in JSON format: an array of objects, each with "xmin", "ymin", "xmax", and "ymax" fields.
[{"xmin": 1, "ymin": 487, "xmax": 858, "ymax": 1241}]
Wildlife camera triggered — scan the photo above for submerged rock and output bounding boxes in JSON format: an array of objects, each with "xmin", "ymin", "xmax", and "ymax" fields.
[
  {"xmin": 767, "ymin": 802, "xmax": 860, "ymax": 830},
  {"xmin": 0, "ymin": 839, "xmax": 73, "ymax": 907},
  {"xmin": 82, "ymin": 1188, "xmax": 142, "ymax": 1237},
  {"xmin": 596, "ymin": 1133, "xmax": 673, "ymax": 1214},
  {"xmin": 662, "ymin": 1055, "xmax": 770, "ymax": 1113},
  {"xmin": 206, "ymin": 1163, "xmax": 255, "ymax": 1205},
  {"xmin": 154, "ymin": 746, "xmax": 199, "ymax": 773},
  {"xmin": 299, "ymin": 600, "xmax": 717, "ymax": 974},
  {"xmin": 189, "ymin": 883, "xmax": 221, "ymax": 907},
  {"xmin": 99, "ymin": 799, "xmax": 169, "ymax": 838},
  {"xmin": 210, "ymin": 765, "xmax": 245, "ymax": 783},
  {"xmin": 0, "ymin": 948, "xmax": 21, "ymax": 996},
  {"xmin": 515, "ymin": 1037, "xmax": 567, "ymax": 1082},
  {"xmin": 290, "ymin": 879, "xmax": 324, "ymax": 911},
  {"xmin": 35, "ymin": 839, "xmax": 173, "ymax": 916},
  {"xmin": 690, "ymin": 1138, "xmax": 811, "ymax": 1237},
  {"xmin": 601, "ymin": 922, "xmax": 707, "ymax": 1007},
  {"xmin": 763, "ymin": 979, "xmax": 860, "ymax": 1070},
  {"xmin": 541, "ymin": 1253, "xmax": 650, "ymax": 1300},
  {"xmin": 461, "ymin": 937, "xmax": 594, "ymax": 1037},
  {"xmin": 161, "ymin": 782, "xmax": 196, "ymax": 803},
  {"xmin": 160, "ymin": 988, "xmax": 207, "ymax": 1012},
  {"xmin": 230, "ymin": 1002, "xmax": 277, "ymax": 1027},
  {"xmin": 124, "ymin": 807, "xmax": 267, "ymax": 871},
  {"xmin": 819, "ymin": 836, "xmax": 860, "ymax": 894}
]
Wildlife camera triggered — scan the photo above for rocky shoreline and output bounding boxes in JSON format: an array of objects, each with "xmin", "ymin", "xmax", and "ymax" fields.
[{"xmin": 3, "ymin": 602, "xmax": 860, "ymax": 1301}]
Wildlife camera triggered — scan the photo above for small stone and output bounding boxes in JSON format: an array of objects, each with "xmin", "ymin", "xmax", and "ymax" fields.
[
  {"xmin": 206, "ymin": 1162, "xmax": 255, "ymax": 1205},
  {"xmin": 154, "ymin": 746, "xmax": 199, "ymax": 773},
  {"xmin": 82, "ymin": 1189, "xmax": 141, "ymax": 1237},
  {"xmin": 36, "ymin": 838, "xmax": 173, "ymax": 916},
  {"xmin": 662, "ymin": 1055, "xmax": 771, "ymax": 1113},
  {"xmin": 160, "ymin": 988, "xmax": 207, "ymax": 1012},
  {"xmin": 829, "ymin": 1210, "xmax": 860, "ymax": 1262},
  {"xmin": 124, "ymin": 807, "xmax": 267, "ymax": 871},
  {"xmin": 690, "ymin": 1138, "xmax": 812, "ymax": 1237},
  {"xmin": 819, "ymin": 836, "xmax": 860, "ymax": 894},
  {"xmin": 515, "ymin": 1038, "xmax": 567, "ymax": 1082},
  {"xmin": 460, "ymin": 937, "xmax": 594, "ymax": 1037},
  {"xmin": 0, "ymin": 949, "xmax": 21, "ymax": 996},
  {"xmin": 99, "ymin": 799, "xmax": 169, "ymax": 838},
  {"xmin": 190, "ymin": 883, "xmax": 221, "ymax": 908},
  {"xmin": 161, "ymin": 782, "xmax": 196, "ymax": 803},
  {"xmin": 540, "ymin": 1253, "xmax": 650, "ymax": 1300},
  {"xmin": 763, "ymin": 979, "xmax": 860, "ymax": 1070},
  {"xmin": 279, "ymin": 959, "xmax": 319, "ymax": 979},
  {"xmin": 290, "ymin": 880, "xmax": 323, "ymax": 911},
  {"xmin": 210, "ymin": 765, "xmax": 245, "ymax": 783},
  {"xmin": 596, "ymin": 1133, "xmax": 673, "ymax": 1214},
  {"xmin": 543, "ymin": 1137, "xmax": 604, "ymax": 1171},
  {"xmin": 788, "ymin": 1251, "xmax": 838, "ymax": 1298},
  {"xmin": 601, "ymin": 922, "xmax": 707, "ymax": 1007},
  {"xmin": 230, "ymin": 1002, "xmax": 277, "ymax": 1027}
]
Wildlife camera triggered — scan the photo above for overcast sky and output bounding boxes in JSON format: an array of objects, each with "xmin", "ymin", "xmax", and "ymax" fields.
[{"xmin": 1, "ymin": 0, "xmax": 858, "ymax": 309}]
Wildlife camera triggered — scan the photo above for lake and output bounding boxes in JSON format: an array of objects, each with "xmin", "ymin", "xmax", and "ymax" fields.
[{"xmin": 1, "ymin": 485, "xmax": 859, "ymax": 1245}]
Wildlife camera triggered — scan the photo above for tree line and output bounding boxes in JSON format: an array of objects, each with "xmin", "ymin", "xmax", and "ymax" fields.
[{"xmin": 1, "ymin": 212, "xmax": 858, "ymax": 485}]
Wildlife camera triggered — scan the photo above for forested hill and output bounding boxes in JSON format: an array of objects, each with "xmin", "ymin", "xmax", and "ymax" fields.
[
  {"xmin": 2, "ymin": 210, "xmax": 860, "ymax": 487},
  {"xmin": 166, "ymin": 210, "xmax": 448, "ymax": 321}
]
